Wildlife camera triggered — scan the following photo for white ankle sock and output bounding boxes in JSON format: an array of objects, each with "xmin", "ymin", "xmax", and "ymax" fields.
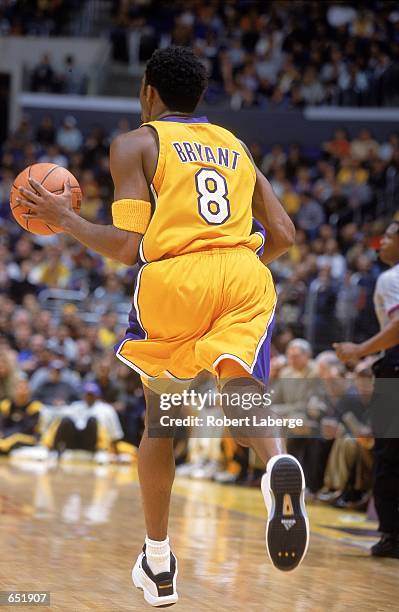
[{"xmin": 145, "ymin": 536, "xmax": 171, "ymax": 575}]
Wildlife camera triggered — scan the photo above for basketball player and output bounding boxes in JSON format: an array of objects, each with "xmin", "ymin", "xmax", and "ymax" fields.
[
  {"xmin": 335, "ymin": 220, "xmax": 399, "ymax": 559},
  {"xmin": 17, "ymin": 47, "xmax": 309, "ymax": 607}
]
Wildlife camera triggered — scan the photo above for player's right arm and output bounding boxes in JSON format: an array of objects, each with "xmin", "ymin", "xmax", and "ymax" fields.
[
  {"xmin": 19, "ymin": 129, "xmax": 155, "ymax": 266},
  {"xmin": 240, "ymin": 141, "xmax": 295, "ymax": 264},
  {"xmin": 252, "ymin": 166, "xmax": 296, "ymax": 265}
]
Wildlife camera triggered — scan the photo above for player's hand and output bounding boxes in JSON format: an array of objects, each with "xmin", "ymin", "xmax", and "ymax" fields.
[
  {"xmin": 17, "ymin": 178, "xmax": 74, "ymax": 229},
  {"xmin": 333, "ymin": 341, "xmax": 361, "ymax": 362}
]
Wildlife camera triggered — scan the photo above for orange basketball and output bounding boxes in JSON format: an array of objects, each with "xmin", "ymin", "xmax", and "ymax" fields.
[{"xmin": 10, "ymin": 163, "xmax": 82, "ymax": 235}]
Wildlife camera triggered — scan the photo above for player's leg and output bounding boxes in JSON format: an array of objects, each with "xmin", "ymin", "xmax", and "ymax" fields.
[
  {"xmin": 138, "ymin": 384, "xmax": 175, "ymax": 540},
  {"xmin": 217, "ymin": 358, "xmax": 309, "ymax": 571},
  {"xmin": 53, "ymin": 417, "xmax": 78, "ymax": 453},
  {"xmin": 371, "ymin": 438, "xmax": 399, "ymax": 558},
  {"xmin": 133, "ymin": 383, "xmax": 178, "ymax": 607}
]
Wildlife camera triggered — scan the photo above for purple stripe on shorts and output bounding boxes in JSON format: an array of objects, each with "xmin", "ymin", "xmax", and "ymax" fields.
[
  {"xmin": 114, "ymin": 264, "xmax": 146, "ymax": 354},
  {"xmin": 252, "ymin": 315, "xmax": 275, "ymax": 385}
]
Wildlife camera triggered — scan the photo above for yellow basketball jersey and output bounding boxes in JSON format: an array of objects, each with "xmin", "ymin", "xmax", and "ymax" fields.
[{"xmin": 140, "ymin": 116, "xmax": 262, "ymax": 263}]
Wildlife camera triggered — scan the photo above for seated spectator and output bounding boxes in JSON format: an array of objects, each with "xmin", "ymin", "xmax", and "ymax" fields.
[
  {"xmin": 319, "ymin": 359, "xmax": 374, "ymax": 508},
  {"xmin": 0, "ymin": 379, "xmax": 42, "ymax": 454},
  {"xmin": 271, "ymin": 339, "xmax": 318, "ymax": 420},
  {"xmin": 317, "ymin": 239, "xmax": 347, "ymax": 279},
  {"xmin": 350, "ymin": 129, "xmax": 379, "ymax": 162},
  {"xmin": 114, "ymin": 366, "xmax": 145, "ymax": 447},
  {"xmin": 38, "ymin": 144, "xmax": 68, "ymax": 168},
  {"xmin": 296, "ymin": 351, "xmax": 349, "ymax": 494},
  {"xmin": 35, "ymin": 116, "xmax": 56, "ymax": 146},
  {"xmin": 47, "ymin": 325, "xmax": 78, "ymax": 362},
  {"xmin": 86, "ymin": 356, "xmax": 119, "ymax": 405},
  {"xmin": 41, "ymin": 382, "xmax": 124, "ymax": 461},
  {"xmin": 29, "ymin": 243, "xmax": 71, "ymax": 288},
  {"xmin": 32, "ymin": 359, "xmax": 79, "ymax": 405},
  {"xmin": 280, "ymin": 181, "xmax": 301, "ymax": 215},
  {"xmin": 323, "ymin": 128, "xmax": 351, "ymax": 160},
  {"xmin": 378, "ymin": 132, "xmax": 399, "ymax": 162},
  {"xmin": 296, "ymin": 192, "xmax": 325, "ymax": 239},
  {"xmin": 336, "ymin": 156, "xmax": 367, "ymax": 186},
  {"xmin": 97, "ymin": 311, "xmax": 119, "ymax": 350},
  {"xmin": 56, "ymin": 116, "xmax": 83, "ymax": 154},
  {"xmin": 93, "ymin": 272, "xmax": 126, "ymax": 309},
  {"xmin": 79, "ymin": 170, "xmax": 102, "ymax": 221},
  {"xmin": 12, "ymin": 115, "xmax": 33, "ymax": 148},
  {"xmin": 300, "ymin": 66, "xmax": 326, "ymax": 105},
  {"xmin": 0, "ymin": 350, "xmax": 19, "ymax": 400},
  {"xmin": 261, "ymin": 144, "xmax": 286, "ymax": 176}
]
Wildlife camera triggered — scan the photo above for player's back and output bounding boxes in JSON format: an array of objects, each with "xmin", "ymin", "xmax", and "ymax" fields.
[{"xmin": 140, "ymin": 116, "xmax": 262, "ymax": 263}]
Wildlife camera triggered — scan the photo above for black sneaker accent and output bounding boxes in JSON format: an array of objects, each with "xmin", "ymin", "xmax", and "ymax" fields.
[
  {"xmin": 265, "ymin": 457, "xmax": 308, "ymax": 571},
  {"xmin": 141, "ymin": 552, "xmax": 177, "ymax": 599},
  {"xmin": 371, "ymin": 533, "xmax": 399, "ymax": 559}
]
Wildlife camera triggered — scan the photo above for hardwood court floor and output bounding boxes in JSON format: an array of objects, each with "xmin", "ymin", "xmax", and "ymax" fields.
[{"xmin": 0, "ymin": 459, "xmax": 398, "ymax": 612}]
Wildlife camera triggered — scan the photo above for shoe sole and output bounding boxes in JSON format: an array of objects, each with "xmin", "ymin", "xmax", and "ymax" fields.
[
  {"xmin": 261, "ymin": 454, "xmax": 309, "ymax": 571},
  {"xmin": 132, "ymin": 555, "xmax": 178, "ymax": 608}
]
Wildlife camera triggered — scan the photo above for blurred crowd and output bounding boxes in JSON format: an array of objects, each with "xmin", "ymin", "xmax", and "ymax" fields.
[
  {"xmin": 0, "ymin": 111, "xmax": 398, "ymax": 508},
  {"xmin": 255, "ymin": 127, "xmax": 399, "ymax": 353},
  {"xmin": 111, "ymin": 0, "xmax": 399, "ymax": 108},
  {"xmin": 0, "ymin": 0, "xmax": 79, "ymax": 36}
]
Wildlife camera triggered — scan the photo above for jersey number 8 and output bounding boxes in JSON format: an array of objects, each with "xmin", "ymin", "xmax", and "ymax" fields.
[{"xmin": 195, "ymin": 168, "xmax": 231, "ymax": 225}]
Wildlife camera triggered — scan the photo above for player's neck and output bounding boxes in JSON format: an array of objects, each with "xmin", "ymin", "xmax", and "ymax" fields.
[{"xmin": 155, "ymin": 110, "xmax": 193, "ymax": 121}]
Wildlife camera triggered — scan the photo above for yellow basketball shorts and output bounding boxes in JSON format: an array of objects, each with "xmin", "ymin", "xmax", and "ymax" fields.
[{"xmin": 115, "ymin": 247, "xmax": 277, "ymax": 383}]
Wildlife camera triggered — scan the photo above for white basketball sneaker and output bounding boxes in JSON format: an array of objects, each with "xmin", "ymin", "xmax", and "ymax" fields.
[
  {"xmin": 132, "ymin": 545, "xmax": 178, "ymax": 607},
  {"xmin": 261, "ymin": 454, "xmax": 309, "ymax": 571}
]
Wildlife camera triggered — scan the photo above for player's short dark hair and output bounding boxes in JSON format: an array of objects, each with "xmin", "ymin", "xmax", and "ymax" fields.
[{"xmin": 144, "ymin": 47, "xmax": 208, "ymax": 113}]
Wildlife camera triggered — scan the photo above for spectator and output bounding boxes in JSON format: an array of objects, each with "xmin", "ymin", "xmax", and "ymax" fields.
[
  {"xmin": 35, "ymin": 116, "xmax": 56, "ymax": 146},
  {"xmin": 319, "ymin": 359, "xmax": 374, "ymax": 508},
  {"xmin": 300, "ymin": 66, "xmax": 325, "ymax": 105},
  {"xmin": 38, "ymin": 144, "xmax": 68, "ymax": 167},
  {"xmin": 30, "ymin": 53, "xmax": 57, "ymax": 93},
  {"xmin": 307, "ymin": 266, "xmax": 342, "ymax": 353},
  {"xmin": 0, "ymin": 350, "xmax": 19, "ymax": 400},
  {"xmin": 317, "ymin": 239, "xmax": 347, "ymax": 279},
  {"xmin": 323, "ymin": 128, "xmax": 351, "ymax": 159},
  {"xmin": 29, "ymin": 243, "xmax": 71, "ymax": 288},
  {"xmin": 32, "ymin": 360, "xmax": 79, "ymax": 404},
  {"xmin": 87, "ymin": 356, "xmax": 120, "ymax": 405},
  {"xmin": 43, "ymin": 382, "xmax": 123, "ymax": 461},
  {"xmin": 47, "ymin": 325, "xmax": 78, "ymax": 362},
  {"xmin": 271, "ymin": 339, "xmax": 318, "ymax": 421},
  {"xmin": 59, "ymin": 55, "xmax": 87, "ymax": 95},
  {"xmin": 0, "ymin": 379, "xmax": 42, "ymax": 454},
  {"xmin": 350, "ymin": 129, "xmax": 379, "ymax": 162},
  {"xmin": 296, "ymin": 192, "xmax": 325, "ymax": 238},
  {"xmin": 301, "ymin": 351, "xmax": 349, "ymax": 493},
  {"xmin": 56, "ymin": 116, "xmax": 83, "ymax": 154}
]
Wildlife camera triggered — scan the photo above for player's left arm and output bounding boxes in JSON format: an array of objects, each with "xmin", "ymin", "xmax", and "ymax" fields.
[
  {"xmin": 17, "ymin": 131, "xmax": 151, "ymax": 266},
  {"xmin": 240, "ymin": 141, "xmax": 295, "ymax": 264},
  {"xmin": 334, "ymin": 309, "xmax": 399, "ymax": 362}
]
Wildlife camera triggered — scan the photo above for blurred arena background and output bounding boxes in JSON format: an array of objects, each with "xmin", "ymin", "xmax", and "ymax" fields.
[{"xmin": 1, "ymin": 1, "xmax": 399, "ymax": 610}]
